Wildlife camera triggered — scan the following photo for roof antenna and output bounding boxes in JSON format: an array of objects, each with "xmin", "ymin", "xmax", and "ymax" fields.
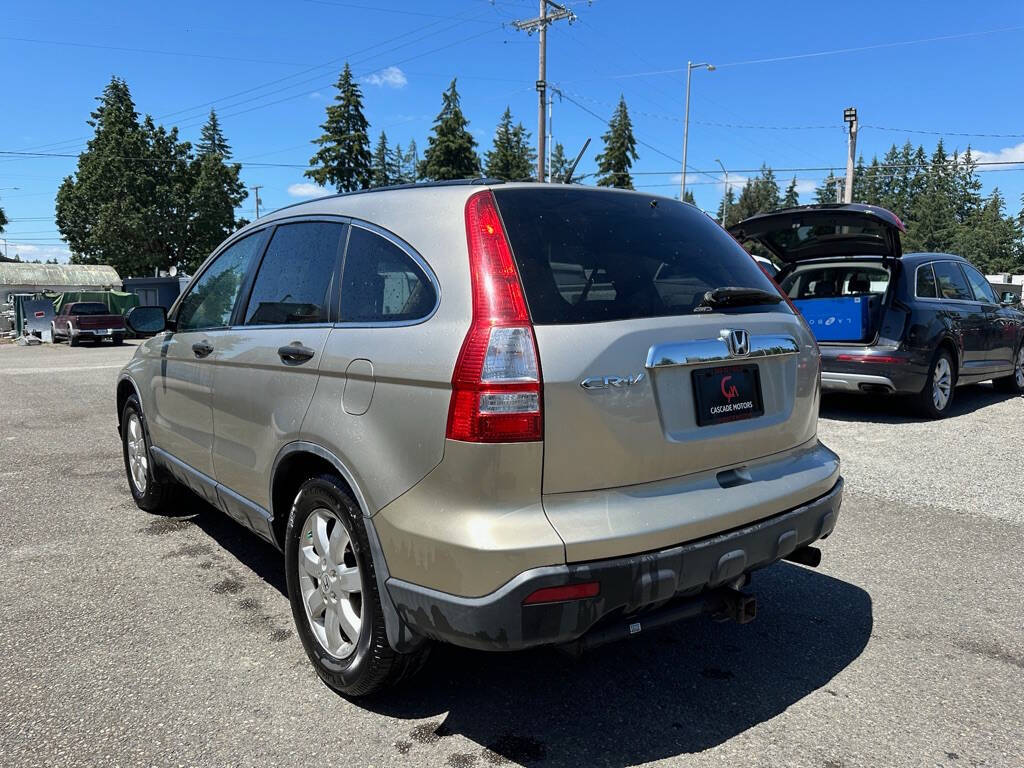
[{"xmin": 562, "ymin": 137, "xmax": 590, "ymax": 184}]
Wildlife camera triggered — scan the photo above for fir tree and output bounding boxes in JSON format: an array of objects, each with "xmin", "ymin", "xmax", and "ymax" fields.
[
  {"xmin": 783, "ymin": 177, "xmax": 799, "ymax": 208},
  {"xmin": 549, "ymin": 142, "xmax": 571, "ymax": 183},
  {"xmin": 682, "ymin": 189, "xmax": 696, "ymax": 204},
  {"xmin": 370, "ymin": 131, "xmax": 394, "ymax": 188},
  {"xmin": 595, "ymin": 95, "xmax": 638, "ymax": 189},
  {"xmin": 814, "ymin": 173, "xmax": 841, "ymax": 205},
  {"xmin": 197, "ymin": 109, "xmax": 231, "ymax": 158},
  {"xmin": 716, "ymin": 186, "xmax": 737, "ymax": 227},
  {"xmin": 954, "ymin": 189, "xmax": 1024, "ymax": 273},
  {"xmin": 734, "ymin": 165, "xmax": 780, "ymax": 220},
  {"xmin": 419, "ymin": 79, "xmax": 480, "ymax": 181},
  {"xmin": 306, "ymin": 63, "xmax": 372, "ymax": 192},
  {"xmin": 399, "ymin": 139, "xmax": 419, "ymax": 183},
  {"xmin": 484, "ymin": 107, "xmax": 535, "ymax": 181},
  {"xmin": 0, "ymin": 197, "xmax": 7, "ymax": 235}
]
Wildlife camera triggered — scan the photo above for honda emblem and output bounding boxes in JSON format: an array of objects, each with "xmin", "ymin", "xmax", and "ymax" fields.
[{"xmin": 723, "ymin": 329, "xmax": 750, "ymax": 357}]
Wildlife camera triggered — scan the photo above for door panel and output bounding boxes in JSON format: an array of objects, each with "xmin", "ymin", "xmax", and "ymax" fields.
[
  {"xmin": 961, "ymin": 263, "xmax": 1014, "ymax": 368},
  {"xmin": 149, "ymin": 230, "xmax": 266, "ymax": 477},
  {"xmin": 932, "ymin": 261, "xmax": 988, "ymax": 375}
]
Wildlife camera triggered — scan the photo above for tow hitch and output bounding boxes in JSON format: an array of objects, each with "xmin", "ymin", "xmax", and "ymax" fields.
[{"xmin": 558, "ymin": 584, "xmax": 757, "ymax": 656}]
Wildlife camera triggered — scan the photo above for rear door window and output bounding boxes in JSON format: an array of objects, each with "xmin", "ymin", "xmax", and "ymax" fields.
[
  {"xmin": 493, "ymin": 187, "xmax": 782, "ymax": 324},
  {"xmin": 243, "ymin": 221, "xmax": 344, "ymax": 325},
  {"xmin": 916, "ymin": 264, "xmax": 938, "ymax": 298},
  {"xmin": 961, "ymin": 264, "xmax": 999, "ymax": 304},
  {"xmin": 932, "ymin": 261, "xmax": 973, "ymax": 301},
  {"xmin": 339, "ymin": 226, "xmax": 437, "ymax": 323}
]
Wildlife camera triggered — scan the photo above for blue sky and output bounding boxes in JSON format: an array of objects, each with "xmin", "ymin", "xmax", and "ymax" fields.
[{"xmin": 2, "ymin": 0, "xmax": 1023, "ymax": 264}]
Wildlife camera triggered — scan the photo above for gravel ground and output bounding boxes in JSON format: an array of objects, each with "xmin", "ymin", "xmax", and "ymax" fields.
[{"xmin": 1, "ymin": 341, "xmax": 1021, "ymax": 768}]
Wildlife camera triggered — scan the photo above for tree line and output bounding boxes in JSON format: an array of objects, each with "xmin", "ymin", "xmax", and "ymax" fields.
[{"xmin": 47, "ymin": 67, "xmax": 1024, "ymax": 277}]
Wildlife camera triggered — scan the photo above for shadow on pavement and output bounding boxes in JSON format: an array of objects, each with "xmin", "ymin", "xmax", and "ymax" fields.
[
  {"xmin": 364, "ymin": 562, "xmax": 872, "ymax": 766},
  {"xmin": 821, "ymin": 381, "xmax": 1021, "ymax": 424},
  {"xmin": 171, "ymin": 497, "xmax": 872, "ymax": 766}
]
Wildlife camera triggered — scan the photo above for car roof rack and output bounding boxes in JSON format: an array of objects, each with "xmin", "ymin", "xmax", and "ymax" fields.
[{"xmin": 271, "ymin": 178, "xmax": 509, "ymax": 215}]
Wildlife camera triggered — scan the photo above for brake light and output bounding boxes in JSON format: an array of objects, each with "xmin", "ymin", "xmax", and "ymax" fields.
[
  {"xmin": 523, "ymin": 582, "xmax": 600, "ymax": 605},
  {"xmin": 446, "ymin": 190, "xmax": 542, "ymax": 443}
]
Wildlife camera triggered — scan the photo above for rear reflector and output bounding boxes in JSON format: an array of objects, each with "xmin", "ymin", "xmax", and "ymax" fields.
[
  {"xmin": 836, "ymin": 354, "xmax": 905, "ymax": 364},
  {"xmin": 447, "ymin": 191, "xmax": 543, "ymax": 443},
  {"xmin": 522, "ymin": 582, "xmax": 600, "ymax": 605}
]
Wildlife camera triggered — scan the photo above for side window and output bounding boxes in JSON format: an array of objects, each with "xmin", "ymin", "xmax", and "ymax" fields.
[
  {"xmin": 243, "ymin": 221, "xmax": 344, "ymax": 325},
  {"xmin": 932, "ymin": 261, "xmax": 973, "ymax": 301},
  {"xmin": 177, "ymin": 232, "xmax": 265, "ymax": 331},
  {"xmin": 339, "ymin": 227, "xmax": 437, "ymax": 323},
  {"xmin": 916, "ymin": 264, "xmax": 937, "ymax": 299},
  {"xmin": 961, "ymin": 264, "xmax": 999, "ymax": 304}
]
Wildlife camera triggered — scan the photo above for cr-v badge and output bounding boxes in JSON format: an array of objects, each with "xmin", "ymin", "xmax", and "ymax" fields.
[{"xmin": 580, "ymin": 373, "xmax": 645, "ymax": 390}]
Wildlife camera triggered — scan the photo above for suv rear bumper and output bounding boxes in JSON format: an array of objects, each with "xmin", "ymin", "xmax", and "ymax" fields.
[
  {"xmin": 820, "ymin": 346, "xmax": 928, "ymax": 394},
  {"xmin": 385, "ymin": 477, "xmax": 843, "ymax": 651}
]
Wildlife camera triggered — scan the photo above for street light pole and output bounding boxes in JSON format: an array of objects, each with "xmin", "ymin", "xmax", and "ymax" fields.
[
  {"xmin": 715, "ymin": 158, "xmax": 728, "ymax": 223},
  {"xmin": 681, "ymin": 61, "xmax": 714, "ymax": 201}
]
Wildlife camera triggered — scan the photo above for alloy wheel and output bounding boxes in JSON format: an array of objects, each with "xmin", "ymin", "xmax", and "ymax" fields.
[
  {"xmin": 1015, "ymin": 347, "xmax": 1024, "ymax": 389},
  {"xmin": 298, "ymin": 508, "xmax": 363, "ymax": 659},
  {"xmin": 932, "ymin": 357, "xmax": 952, "ymax": 411},
  {"xmin": 125, "ymin": 413, "xmax": 148, "ymax": 494}
]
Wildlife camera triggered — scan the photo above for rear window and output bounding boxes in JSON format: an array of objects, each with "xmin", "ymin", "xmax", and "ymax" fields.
[
  {"xmin": 780, "ymin": 264, "xmax": 889, "ymax": 299},
  {"xmin": 933, "ymin": 261, "xmax": 972, "ymax": 301},
  {"xmin": 916, "ymin": 264, "xmax": 938, "ymax": 298},
  {"xmin": 493, "ymin": 188, "xmax": 782, "ymax": 324},
  {"xmin": 70, "ymin": 303, "xmax": 111, "ymax": 316}
]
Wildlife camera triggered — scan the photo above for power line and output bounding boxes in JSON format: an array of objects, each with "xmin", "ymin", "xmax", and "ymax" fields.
[
  {"xmin": 0, "ymin": 36, "xmax": 310, "ymax": 66},
  {"xmin": 862, "ymin": 124, "xmax": 1024, "ymax": 139}
]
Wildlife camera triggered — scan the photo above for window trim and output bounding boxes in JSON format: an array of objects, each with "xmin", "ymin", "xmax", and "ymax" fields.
[
  {"xmin": 914, "ymin": 262, "xmax": 939, "ymax": 301},
  {"xmin": 333, "ymin": 219, "xmax": 441, "ymax": 329},
  {"xmin": 235, "ymin": 216, "xmax": 349, "ymax": 329},
  {"xmin": 959, "ymin": 262, "xmax": 999, "ymax": 306},
  {"xmin": 923, "ymin": 259, "xmax": 981, "ymax": 305},
  {"xmin": 170, "ymin": 225, "xmax": 272, "ymax": 332}
]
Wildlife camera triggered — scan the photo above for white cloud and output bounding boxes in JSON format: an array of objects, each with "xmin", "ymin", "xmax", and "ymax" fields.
[
  {"xmin": 363, "ymin": 66, "xmax": 407, "ymax": 89},
  {"xmin": 308, "ymin": 91, "xmax": 323, "ymax": 100},
  {"xmin": 287, "ymin": 182, "xmax": 328, "ymax": 198},
  {"xmin": 971, "ymin": 142, "xmax": 1024, "ymax": 166},
  {"xmin": 4, "ymin": 243, "xmax": 72, "ymax": 263},
  {"xmin": 794, "ymin": 178, "xmax": 818, "ymax": 196}
]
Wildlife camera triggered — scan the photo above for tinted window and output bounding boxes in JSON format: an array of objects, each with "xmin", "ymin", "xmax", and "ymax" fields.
[
  {"xmin": 244, "ymin": 222, "xmax": 343, "ymax": 325},
  {"xmin": 339, "ymin": 227, "xmax": 436, "ymax": 323},
  {"xmin": 494, "ymin": 188, "xmax": 782, "ymax": 324},
  {"xmin": 916, "ymin": 264, "xmax": 937, "ymax": 298},
  {"xmin": 932, "ymin": 261, "xmax": 973, "ymax": 301},
  {"xmin": 177, "ymin": 232, "xmax": 264, "ymax": 331},
  {"xmin": 70, "ymin": 302, "xmax": 110, "ymax": 316},
  {"xmin": 961, "ymin": 264, "xmax": 998, "ymax": 304},
  {"xmin": 781, "ymin": 265, "xmax": 889, "ymax": 299}
]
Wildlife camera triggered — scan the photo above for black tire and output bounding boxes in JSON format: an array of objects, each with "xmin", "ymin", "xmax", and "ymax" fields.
[
  {"xmin": 992, "ymin": 343, "xmax": 1024, "ymax": 394},
  {"xmin": 68, "ymin": 325, "xmax": 79, "ymax": 347},
  {"xmin": 915, "ymin": 348, "xmax": 956, "ymax": 418},
  {"xmin": 120, "ymin": 394, "xmax": 179, "ymax": 513},
  {"xmin": 50, "ymin": 322, "xmax": 62, "ymax": 343},
  {"xmin": 112, "ymin": 335, "xmax": 124, "ymax": 346},
  {"xmin": 284, "ymin": 474, "xmax": 428, "ymax": 697}
]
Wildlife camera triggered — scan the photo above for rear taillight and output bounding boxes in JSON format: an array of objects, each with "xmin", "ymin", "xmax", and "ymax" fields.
[{"xmin": 446, "ymin": 190, "xmax": 542, "ymax": 443}]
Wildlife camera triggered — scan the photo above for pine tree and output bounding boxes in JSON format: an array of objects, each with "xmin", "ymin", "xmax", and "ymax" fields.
[
  {"xmin": 370, "ymin": 131, "xmax": 394, "ymax": 188},
  {"xmin": 904, "ymin": 140, "xmax": 957, "ymax": 253},
  {"xmin": 549, "ymin": 142, "xmax": 571, "ymax": 183},
  {"xmin": 306, "ymin": 63, "xmax": 372, "ymax": 192},
  {"xmin": 734, "ymin": 165, "xmax": 780, "ymax": 219},
  {"xmin": 399, "ymin": 139, "xmax": 419, "ymax": 183},
  {"xmin": 682, "ymin": 189, "xmax": 696, "ymax": 204},
  {"xmin": 186, "ymin": 112, "xmax": 247, "ymax": 272},
  {"xmin": 485, "ymin": 107, "xmax": 535, "ymax": 181},
  {"xmin": 197, "ymin": 109, "xmax": 231, "ymax": 158},
  {"xmin": 0, "ymin": 197, "xmax": 7, "ymax": 235},
  {"xmin": 419, "ymin": 79, "xmax": 480, "ymax": 181},
  {"xmin": 716, "ymin": 186, "xmax": 737, "ymax": 226},
  {"xmin": 954, "ymin": 189, "xmax": 1024, "ymax": 273},
  {"xmin": 951, "ymin": 147, "xmax": 983, "ymax": 225},
  {"xmin": 783, "ymin": 177, "xmax": 799, "ymax": 208},
  {"xmin": 56, "ymin": 77, "xmax": 192, "ymax": 276},
  {"xmin": 595, "ymin": 96, "xmax": 638, "ymax": 189},
  {"xmin": 814, "ymin": 173, "xmax": 841, "ymax": 205}
]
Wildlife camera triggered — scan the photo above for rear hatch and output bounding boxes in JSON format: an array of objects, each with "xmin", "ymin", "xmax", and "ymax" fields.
[
  {"xmin": 493, "ymin": 186, "xmax": 819, "ymax": 496},
  {"xmin": 727, "ymin": 203, "xmax": 904, "ymax": 264},
  {"xmin": 72, "ymin": 302, "xmax": 125, "ymax": 330}
]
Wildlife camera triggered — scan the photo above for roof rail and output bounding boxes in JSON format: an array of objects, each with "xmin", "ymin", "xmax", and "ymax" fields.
[{"xmin": 270, "ymin": 177, "xmax": 509, "ymax": 215}]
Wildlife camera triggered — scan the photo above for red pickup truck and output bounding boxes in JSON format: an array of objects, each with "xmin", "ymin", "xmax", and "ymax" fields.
[{"xmin": 51, "ymin": 302, "xmax": 126, "ymax": 346}]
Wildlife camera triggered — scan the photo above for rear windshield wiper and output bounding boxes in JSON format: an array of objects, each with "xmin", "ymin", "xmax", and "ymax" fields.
[{"xmin": 697, "ymin": 286, "xmax": 783, "ymax": 310}]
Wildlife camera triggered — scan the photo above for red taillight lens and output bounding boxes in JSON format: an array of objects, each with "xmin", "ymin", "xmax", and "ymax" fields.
[
  {"xmin": 836, "ymin": 354, "xmax": 905, "ymax": 364},
  {"xmin": 522, "ymin": 582, "xmax": 600, "ymax": 605},
  {"xmin": 447, "ymin": 191, "xmax": 542, "ymax": 443}
]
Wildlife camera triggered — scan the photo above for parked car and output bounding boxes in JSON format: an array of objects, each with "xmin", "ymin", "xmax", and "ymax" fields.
[
  {"xmin": 52, "ymin": 301, "xmax": 126, "ymax": 346},
  {"xmin": 730, "ymin": 204, "xmax": 1024, "ymax": 417},
  {"xmin": 117, "ymin": 182, "xmax": 843, "ymax": 696}
]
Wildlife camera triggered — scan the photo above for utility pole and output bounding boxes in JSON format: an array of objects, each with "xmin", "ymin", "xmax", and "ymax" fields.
[
  {"xmin": 250, "ymin": 185, "xmax": 263, "ymax": 218},
  {"xmin": 843, "ymin": 107, "xmax": 858, "ymax": 203},
  {"xmin": 513, "ymin": 1, "xmax": 576, "ymax": 182},
  {"xmin": 715, "ymin": 158, "xmax": 728, "ymax": 223},
  {"xmin": 680, "ymin": 61, "xmax": 715, "ymax": 201}
]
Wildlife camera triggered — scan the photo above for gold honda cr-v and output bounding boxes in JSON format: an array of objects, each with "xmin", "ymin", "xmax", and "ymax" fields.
[{"xmin": 117, "ymin": 181, "xmax": 842, "ymax": 696}]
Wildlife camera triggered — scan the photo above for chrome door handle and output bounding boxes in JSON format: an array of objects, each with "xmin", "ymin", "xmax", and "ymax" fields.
[
  {"xmin": 192, "ymin": 341, "xmax": 214, "ymax": 358},
  {"xmin": 278, "ymin": 344, "xmax": 316, "ymax": 364}
]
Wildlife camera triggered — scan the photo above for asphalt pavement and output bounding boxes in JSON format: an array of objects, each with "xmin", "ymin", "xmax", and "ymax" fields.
[{"xmin": 0, "ymin": 341, "xmax": 1021, "ymax": 767}]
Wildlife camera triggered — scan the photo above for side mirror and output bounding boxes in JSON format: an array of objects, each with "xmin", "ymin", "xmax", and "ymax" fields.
[
  {"xmin": 125, "ymin": 306, "xmax": 168, "ymax": 335},
  {"xmin": 999, "ymin": 291, "xmax": 1020, "ymax": 307}
]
